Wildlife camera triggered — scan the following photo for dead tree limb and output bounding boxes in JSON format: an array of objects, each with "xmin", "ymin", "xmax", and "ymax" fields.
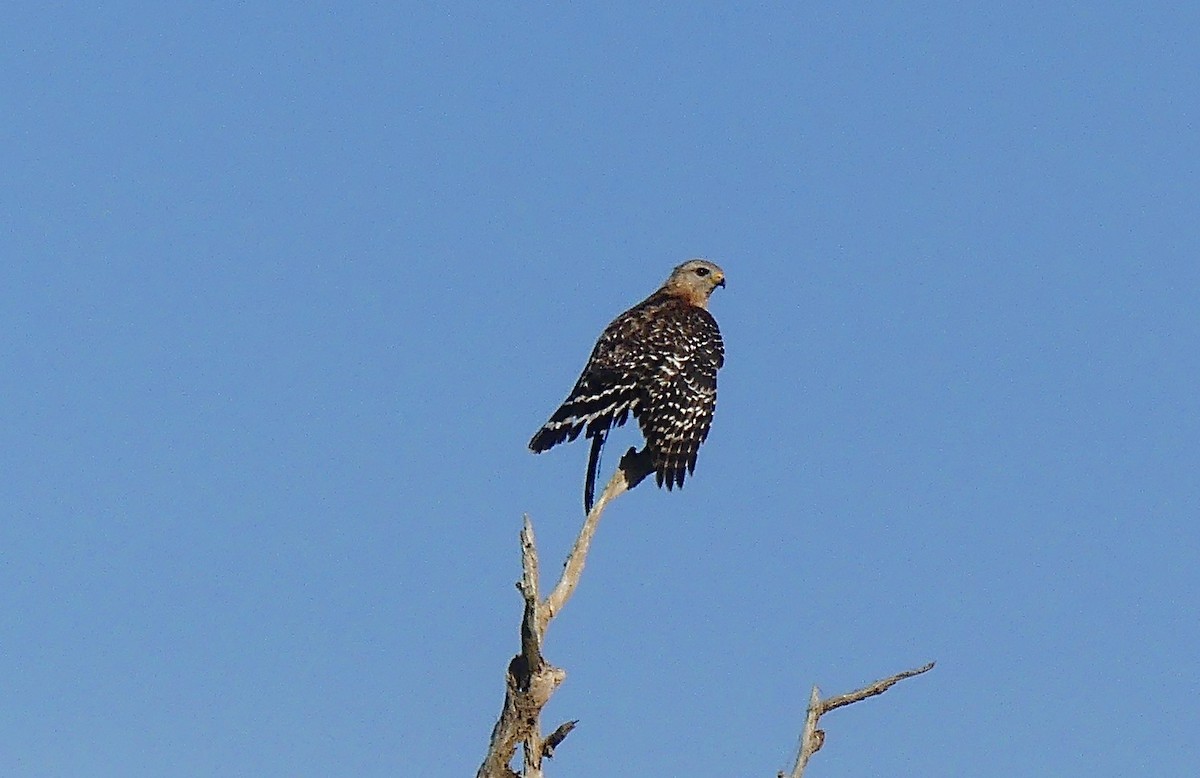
[
  {"xmin": 541, "ymin": 447, "xmax": 653, "ymax": 631},
  {"xmin": 477, "ymin": 447, "xmax": 654, "ymax": 778},
  {"xmin": 781, "ymin": 661, "xmax": 935, "ymax": 778}
]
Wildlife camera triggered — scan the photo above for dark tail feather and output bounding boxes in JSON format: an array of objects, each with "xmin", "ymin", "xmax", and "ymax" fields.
[{"xmin": 584, "ymin": 429, "xmax": 607, "ymax": 514}]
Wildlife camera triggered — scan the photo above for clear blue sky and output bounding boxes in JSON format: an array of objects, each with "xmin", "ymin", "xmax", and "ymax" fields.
[{"xmin": 4, "ymin": 3, "xmax": 1198, "ymax": 776}]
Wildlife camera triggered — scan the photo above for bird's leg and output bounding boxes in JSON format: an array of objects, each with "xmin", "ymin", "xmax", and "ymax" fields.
[{"xmin": 618, "ymin": 446, "xmax": 655, "ymax": 490}]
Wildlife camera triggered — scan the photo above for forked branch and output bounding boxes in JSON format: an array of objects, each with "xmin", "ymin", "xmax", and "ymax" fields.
[
  {"xmin": 476, "ymin": 447, "xmax": 654, "ymax": 778},
  {"xmin": 782, "ymin": 661, "xmax": 935, "ymax": 778},
  {"xmin": 479, "ymin": 447, "xmax": 931, "ymax": 778}
]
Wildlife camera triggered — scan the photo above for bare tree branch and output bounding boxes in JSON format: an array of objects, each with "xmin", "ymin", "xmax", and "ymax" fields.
[
  {"xmin": 819, "ymin": 661, "xmax": 935, "ymax": 714},
  {"xmin": 476, "ymin": 520, "xmax": 565, "ymax": 778},
  {"xmin": 477, "ymin": 448, "xmax": 653, "ymax": 778},
  {"xmin": 783, "ymin": 661, "xmax": 935, "ymax": 778},
  {"xmin": 543, "ymin": 720, "xmax": 578, "ymax": 758},
  {"xmin": 479, "ymin": 447, "xmax": 932, "ymax": 778},
  {"xmin": 542, "ymin": 447, "xmax": 653, "ymax": 631}
]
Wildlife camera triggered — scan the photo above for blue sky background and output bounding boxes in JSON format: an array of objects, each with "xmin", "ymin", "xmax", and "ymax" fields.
[{"xmin": 3, "ymin": 3, "xmax": 1198, "ymax": 776}]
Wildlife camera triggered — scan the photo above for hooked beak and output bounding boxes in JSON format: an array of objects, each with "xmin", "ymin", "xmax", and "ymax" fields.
[{"xmin": 715, "ymin": 275, "xmax": 726, "ymax": 289}]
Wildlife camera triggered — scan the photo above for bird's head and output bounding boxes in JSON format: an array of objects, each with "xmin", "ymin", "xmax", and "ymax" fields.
[{"xmin": 664, "ymin": 259, "xmax": 726, "ymax": 307}]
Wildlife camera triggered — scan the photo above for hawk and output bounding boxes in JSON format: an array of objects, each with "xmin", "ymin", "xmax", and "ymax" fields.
[{"xmin": 529, "ymin": 259, "xmax": 726, "ymax": 512}]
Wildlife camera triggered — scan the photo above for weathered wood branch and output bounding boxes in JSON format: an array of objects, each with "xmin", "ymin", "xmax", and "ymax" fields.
[
  {"xmin": 476, "ymin": 447, "xmax": 653, "ymax": 778},
  {"xmin": 479, "ymin": 446, "xmax": 931, "ymax": 777},
  {"xmin": 541, "ymin": 447, "xmax": 653, "ymax": 631},
  {"xmin": 782, "ymin": 661, "xmax": 935, "ymax": 778}
]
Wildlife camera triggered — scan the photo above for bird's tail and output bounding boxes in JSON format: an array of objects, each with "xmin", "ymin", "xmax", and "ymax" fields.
[{"xmin": 584, "ymin": 428, "xmax": 607, "ymax": 514}]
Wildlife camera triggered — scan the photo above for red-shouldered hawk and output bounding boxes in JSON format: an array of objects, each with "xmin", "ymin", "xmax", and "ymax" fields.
[{"xmin": 529, "ymin": 259, "xmax": 726, "ymax": 512}]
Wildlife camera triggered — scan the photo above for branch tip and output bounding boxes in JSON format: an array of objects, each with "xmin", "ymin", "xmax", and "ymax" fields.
[
  {"xmin": 785, "ymin": 661, "xmax": 934, "ymax": 778},
  {"xmin": 543, "ymin": 720, "xmax": 578, "ymax": 758}
]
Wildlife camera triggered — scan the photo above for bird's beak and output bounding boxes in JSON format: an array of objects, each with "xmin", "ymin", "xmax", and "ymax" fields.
[{"xmin": 715, "ymin": 275, "xmax": 726, "ymax": 289}]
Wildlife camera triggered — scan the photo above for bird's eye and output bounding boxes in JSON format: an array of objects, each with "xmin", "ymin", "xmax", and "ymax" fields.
[{"xmin": 694, "ymin": 267, "xmax": 710, "ymax": 277}]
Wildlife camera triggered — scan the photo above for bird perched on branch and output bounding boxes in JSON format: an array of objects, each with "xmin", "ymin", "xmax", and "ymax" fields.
[{"xmin": 529, "ymin": 259, "xmax": 726, "ymax": 513}]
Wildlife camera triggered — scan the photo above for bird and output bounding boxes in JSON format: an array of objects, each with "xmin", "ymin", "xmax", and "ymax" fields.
[{"xmin": 529, "ymin": 259, "xmax": 726, "ymax": 513}]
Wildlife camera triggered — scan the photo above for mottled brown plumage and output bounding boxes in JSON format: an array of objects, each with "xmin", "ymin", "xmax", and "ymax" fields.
[{"xmin": 529, "ymin": 259, "xmax": 726, "ymax": 512}]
